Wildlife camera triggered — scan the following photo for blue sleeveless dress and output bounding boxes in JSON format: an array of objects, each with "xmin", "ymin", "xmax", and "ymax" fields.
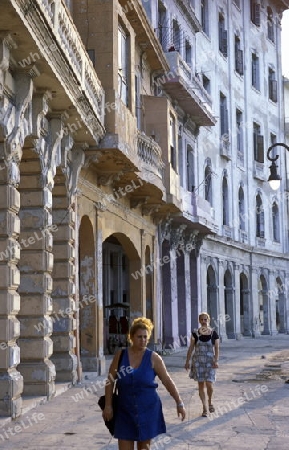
[{"xmin": 114, "ymin": 348, "xmax": 166, "ymax": 441}]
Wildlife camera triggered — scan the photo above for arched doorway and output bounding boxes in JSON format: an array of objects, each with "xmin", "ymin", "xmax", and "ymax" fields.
[
  {"xmin": 259, "ymin": 275, "xmax": 269, "ymax": 334},
  {"xmin": 224, "ymin": 269, "xmax": 235, "ymax": 338},
  {"xmin": 207, "ymin": 265, "xmax": 218, "ymax": 332},
  {"xmin": 276, "ymin": 277, "xmax": 285, "ymax": 333},
  {"xmin": 79, "ymin": 215, "xmax": 97, "ymax": 370},
  {"xmin": 103, "ymin": 233, "xmax": 140, "ymax": 354},
  {"xmin": 240, "ymin": 273, "xmax": 250, "ymax": 335}
]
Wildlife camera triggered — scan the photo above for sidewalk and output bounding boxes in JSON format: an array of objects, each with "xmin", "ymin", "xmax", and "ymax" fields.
[{"xmin": 1, "ymin": 335, "xmax": 289, "ymax": 449}]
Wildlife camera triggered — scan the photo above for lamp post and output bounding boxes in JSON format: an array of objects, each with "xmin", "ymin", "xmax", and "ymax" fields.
[{"xmin": 267, "ymin": 143, "xmax": 289, "ymax": 190}]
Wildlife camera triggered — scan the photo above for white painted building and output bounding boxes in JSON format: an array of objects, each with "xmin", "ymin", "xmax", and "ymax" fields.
[{"xmin": 144, "ymin": 0, "xmax": 289, "ymax": 339}]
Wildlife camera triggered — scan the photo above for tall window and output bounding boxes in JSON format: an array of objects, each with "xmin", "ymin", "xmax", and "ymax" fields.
[
  {"xmin": 135, "ymin": 74, "xmax": 141, "ymax": 129},
  {"xmin": 236, "ymin": 109, "xmax": 243, "ymax": 154},
  {"xmin": 187, "ymin": 145, "xmax": 195, "ymax": 192},
  {"xmin": 267, "ymin": 7, "xmax": 274, "ymax": 42},
  {"xmin": 202, "ymin": 74, "xmax": 210, "ymax": 94},
  {"xmin": 268, "ymin": 68, "xmax": 277, "ymax": 102},
  {"xmin": 204, "ymin": 165, "xmax": 212, "ymax": 205},
  {"xmin": 252, "ymin": 53, "xmax": 260, "ymax": 90},
  {"xmin": 157, "ymin": 1, "xmax": 167, "ymax": 51},
  {"xmin": 270, "ymin": 133, "xmax": 277, "ymax": 159},
  {"xmin": 238, "ymin": 187, "xmax": 245, "ymax": 230},
  {"xmin": 222, "ymin": 176, "xmax": 229, "ymax": 226},
  {"xmin": 220, "ymin": 93, "xmax": 228, "ymax": 137},
  {"xmin": 201, "ymin": 0, "xmax": 209, "ymax": 35},
  {"xmin": 172, "ymin": 19, "xmax": 181, "ymax": 52},
  {"xmin": 118, "ymin": 25, "xmax": 129, "ymax": 105},
  {"xmin": 218, "ymin": 14, "xmax": 227, "ymax": 57},
  {"xmin": 251, "ymin": 1, "xmax": 261, "ymax": 26},
  {"xmin": 170, "ymin": 115, "xmax": 176, "ymax": 171},
  {"xmin": 272, "ymin": 202, "xmax": 280, "ymax": 242},
  {"xmin": 253, "ymin": 122, "xmax": 264, "ymax": 162},
  {"xmin": 235, "ymin": 36, "xmax": 243, "ymax": 75},
  {"xmin": 256, "ymin": 194, "xmax": 264, "ymax": 238},
  {"xmin": 185, "ymin": 40, "xmax": 192, "ymax": 66}
]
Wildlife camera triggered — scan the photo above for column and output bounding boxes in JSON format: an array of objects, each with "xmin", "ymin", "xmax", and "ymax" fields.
[
  {"xmin": 95, "ymin": 204, "xmax": 106, "ymax": 375},
  {"xmin": 234, "ymin": 263, "xmax": 241, "ymax": 339},
  {"xmin": 0, "ymin": 154, "xmax": 23, "ymax": 417},
  {"xmin": 251, "ymin": 267, "xmax": 261, "ymax": 337},
  {"xmin": 269, "ymin": 270, "xmax": 277, "ymax": 335},
  {"xmin": 218, "ymin": 260, "xmax": 226, "ymax": 339},
  {"xmin": 18, "ymin": 159, "xmax": 55, "ymax": 397}
]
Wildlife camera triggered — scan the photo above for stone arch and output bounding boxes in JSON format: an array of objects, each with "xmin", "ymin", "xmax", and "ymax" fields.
[
  {"xmin": 224, "ymin": 268, "xmax": 235, "ymax": 338},
  {"xmin": 207, "ymin": 265, "xmax": 218, "ymax": 331},
  {"xmin": 259, "ymin": 274, "xmax": 269, "ymax": 334},
  {"xmin": 240, "ymin": 272, "xmax": 250, "ymax": 336},
  {"xmin": 103, "ymin": 233, "xmax": 140, "ymax": 354},
  {"xmin": 78, "ymin": 215, "xmax": 97, "ymax": 370},
  {"xmin": 275, "ymin": 277, "xmax": 285, "ymax": 333}
]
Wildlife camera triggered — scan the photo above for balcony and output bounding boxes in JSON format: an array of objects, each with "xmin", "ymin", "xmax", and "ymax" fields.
[
  {"xmin": 162, "ymin": 51, "xmax": 216, "ymax": 126},
  {"xmin": 180, "ymin": 188, "xmax": 217, "ymax": 234},
  {"xmin": 9, "ymin": 0, "xmax": 105, "ymax": 141},
  {"xmin": 137, "ymin": 131, "xmax": 165, "ymax": 187},
  {"xmin": 220, "ymin": 135, "xmax": 232, "ymax": 159},
  {"xmin": 118, "ymin": 0, "xmax": 169, "ymax": 72}
]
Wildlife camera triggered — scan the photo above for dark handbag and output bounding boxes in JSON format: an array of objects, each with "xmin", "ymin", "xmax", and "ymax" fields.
[{"xmin": 98, "ymin": 349, "xmax": 124, "ymax": 435}]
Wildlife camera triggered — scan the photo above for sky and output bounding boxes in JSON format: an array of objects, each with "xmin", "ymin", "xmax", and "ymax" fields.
[{"xmin": 282, "ymin": 10, "xmax": 289, "ymax": 78}]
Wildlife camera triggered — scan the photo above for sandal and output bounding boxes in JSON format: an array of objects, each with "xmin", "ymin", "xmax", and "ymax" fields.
[
  {"xmin": 202, "ymin": 410, "xmax": 208, "ymax": 417},
  {"xmin": 209, "ymin": 404, "xmax": 215, "ymax": 413}
]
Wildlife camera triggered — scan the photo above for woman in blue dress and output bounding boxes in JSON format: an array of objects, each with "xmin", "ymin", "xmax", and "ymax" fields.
[
  {"xmin": 103, "ymin": 317, "xmax": 186, "ymax": 449},
  {"xmin": 185, "ymin": 312, "xmax": 220, "ymax": 417}
]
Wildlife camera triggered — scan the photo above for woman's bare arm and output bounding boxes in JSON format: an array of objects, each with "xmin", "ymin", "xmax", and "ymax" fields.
[
  {"xmin": 184, "ymin": 334, "xmax": 195, "ymax": 370},
  {"xmin": 152, "ymin": 352, "xmax": 186, "ymax": 421}
]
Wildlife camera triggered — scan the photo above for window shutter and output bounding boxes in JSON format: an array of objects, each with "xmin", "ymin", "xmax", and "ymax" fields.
[
  {"xmin": 257, "ymin": 135, "xmax": 264, "ymax": 163},
  {"xmin": 270, "ymin": 80, "xmax": 277, "ymax": 102},
  {"xmin": 260, "ymin": 210, "xmax": 265, "ymax": 238},
  {"xmin": 222, "ymin": 30, "xmax": 228, "ymax": 56},
  {"xmin": 237, "ymin": 49, "xmax": 243, "ymax": 75},
  {"xmin": 255, "ymin": 4, "xmax": 261, "ymax": 26}
]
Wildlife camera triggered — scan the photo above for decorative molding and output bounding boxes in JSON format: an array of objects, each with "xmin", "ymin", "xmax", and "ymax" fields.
[
  {"xmin": 97, "ymin": 171, "xmax": 124, "ymax": 187},
  {"xmin": 130, "ymin": 196, "xmax": 149, "ymax": 209},
  {"xmin": 142, "ymin": 204, "xmax": 160, "ymax": 216}
]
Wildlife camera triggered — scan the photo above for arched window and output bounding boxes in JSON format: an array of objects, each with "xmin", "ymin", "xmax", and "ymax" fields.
[
  {"xmin": 272, "ymin": 201, "xmax": 280, "ymax": 242},
  {"xmin": 205, "ymin": 165, "xmax": 212, "ymax": 205},
  {"xmin": 222, "ymin": 176, "xmax": 229, "ymax": 225},
  {"xmin": 256, "ymin": 194, "xmax": 264, "ymax": 238},
  {"xmin": 238, "ymin": 186, "xmax": 245, "ymax": 230}
]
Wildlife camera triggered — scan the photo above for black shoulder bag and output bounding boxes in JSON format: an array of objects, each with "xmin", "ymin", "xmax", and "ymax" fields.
[{"xmin": 98, "ymin": 349, "xmax": 124, "ymax": 436}]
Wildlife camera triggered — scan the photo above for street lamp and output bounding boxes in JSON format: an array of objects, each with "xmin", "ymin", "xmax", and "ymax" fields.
[{"xmin": 267, "ymin": 143, "xmax": 289, "ymax": 190}]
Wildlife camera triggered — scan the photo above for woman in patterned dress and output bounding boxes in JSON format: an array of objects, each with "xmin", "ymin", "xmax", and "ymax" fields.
[
  {"xmin": 185, "ymin": 312, "xmax": 220, "ymax": 417},
  {"xmin": 103, "ymin": 317, "xmax": 186, "ymax": 449}
]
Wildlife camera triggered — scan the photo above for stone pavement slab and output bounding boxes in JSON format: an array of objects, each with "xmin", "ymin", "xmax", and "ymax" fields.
[{"xmin": 1, "ymin": 335, "xmax": 289, "ymax": 449}]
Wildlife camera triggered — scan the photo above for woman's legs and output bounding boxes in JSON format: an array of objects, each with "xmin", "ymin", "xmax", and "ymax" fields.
[
  {"xmin": 137, "ymin": 440, "xmax": 151, "ymax": 450},
  {"xmin": 198, "ymin": 381, "xmax": 207, "ymax": 414},
  {"xmin": 118, "ymin": 439, "xmax": 151, "ymax": 449},
  {"xmin": 118, "ymin": 440, "xmax": 134, "ymax": 450},
  {"xmin": 206, "ymin": 381, "xmax": 214, "ymax": 411}
]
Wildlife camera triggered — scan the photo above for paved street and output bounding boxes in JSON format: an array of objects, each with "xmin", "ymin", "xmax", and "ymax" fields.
[{"xmin": 1, "ymin": 335, "xmax": 289, "ymax": 449}]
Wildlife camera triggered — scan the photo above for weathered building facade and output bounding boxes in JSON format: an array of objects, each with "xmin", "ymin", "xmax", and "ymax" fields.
[{"xmin": 0, "ymin": 0, "xmax": 288, "ymax": 419}]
